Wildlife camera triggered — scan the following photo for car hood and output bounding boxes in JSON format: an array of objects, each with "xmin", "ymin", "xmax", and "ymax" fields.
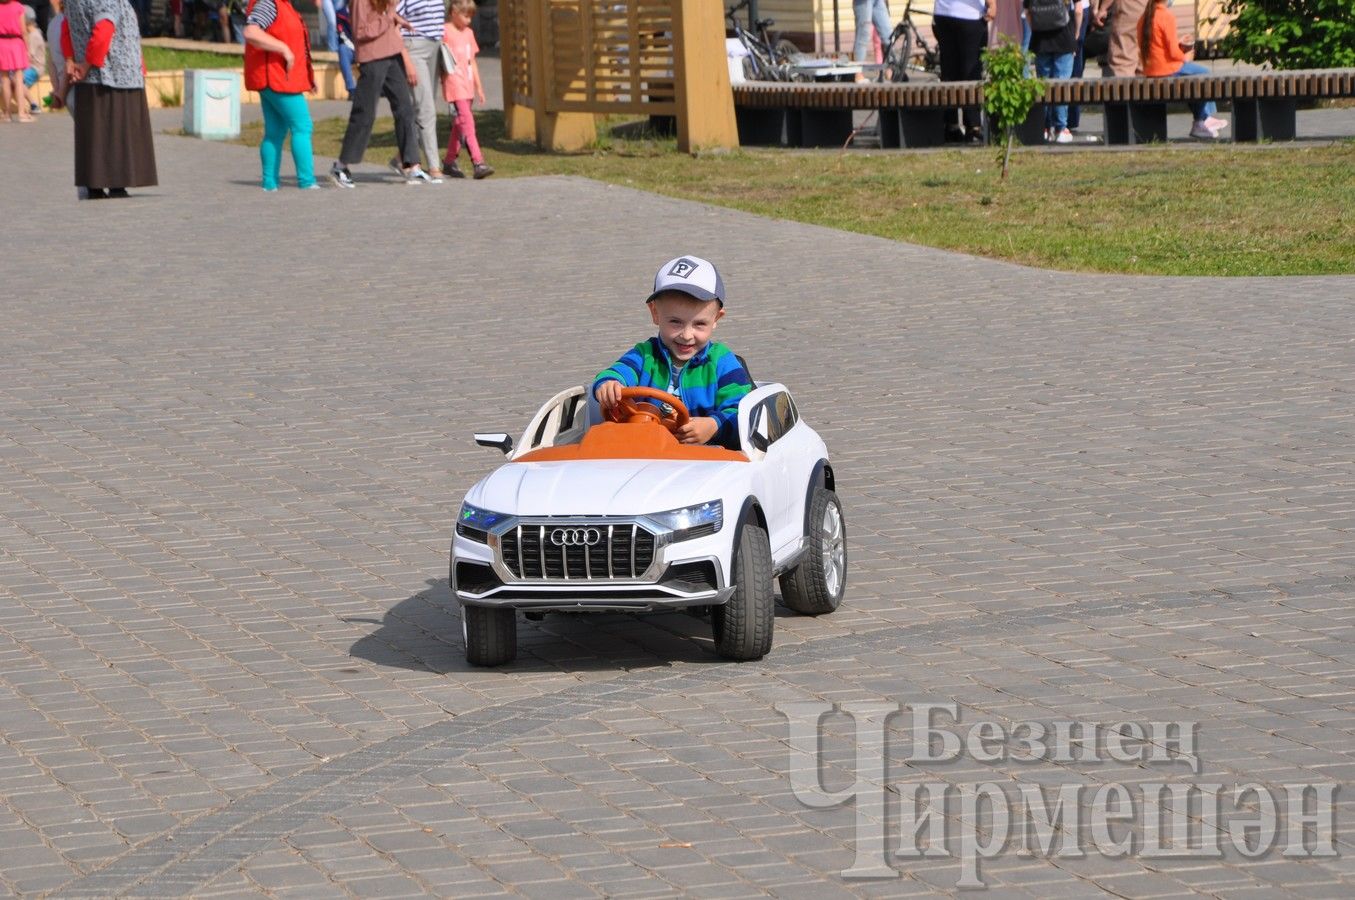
[{"xmin": 465, "ymin": 459, "xmax": 746, "ymax": 517}]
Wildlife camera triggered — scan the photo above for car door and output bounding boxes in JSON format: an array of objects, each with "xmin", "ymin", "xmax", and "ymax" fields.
[{"xmin": 739, "ymin": 385, "xmax": 802, "ymax": 559}]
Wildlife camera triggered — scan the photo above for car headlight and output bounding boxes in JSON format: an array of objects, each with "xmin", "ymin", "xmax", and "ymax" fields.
[
  {"xmin": 651, "ymin": 500, "xmax": 723, "ymax": 542},
  {"xmin": 457, "ymin": 503, "xmax": 511, "ymax": 543}
]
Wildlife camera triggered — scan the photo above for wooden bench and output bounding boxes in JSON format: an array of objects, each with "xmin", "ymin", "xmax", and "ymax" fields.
[{"xmin": 731, "ymin": 69, "xmax": 1355, "ymax": 148}]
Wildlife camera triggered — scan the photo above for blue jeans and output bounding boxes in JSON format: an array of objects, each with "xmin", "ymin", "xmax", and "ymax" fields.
[
  {"xmin": 1034, "ymin": 51, "xmax": 1074, "ymax": 131},
  {"xmin": 259, "ymin": 88, "xmax": 315, "ymax": 189},
  {"xmin": 1068, "ymin": 8, "xmax": 1090, "ymax": 128},
  {"xmin": 320, "ymin": 0, "xmax": 335, "ymax": 46},
  {"xmin": 324, "ymin": 0, "xmax": 357, "ymax": 92},
  {"xmin": 1172, "ymin": 61, "xmax": 1216, "ymax": 121},
  {"xmin": 852, "ymin": 0, "xmax": 893, "ymax": 62}
]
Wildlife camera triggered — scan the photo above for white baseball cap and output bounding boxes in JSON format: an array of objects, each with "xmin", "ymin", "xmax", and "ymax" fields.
[{"xmin": 645, "ymin": 255, "xmax": 726, "ymax": 307}]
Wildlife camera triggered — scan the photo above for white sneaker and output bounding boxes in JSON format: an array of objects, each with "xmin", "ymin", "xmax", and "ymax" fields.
[
  {"xmin": 1055, "ymin": 128, "xmax": 1073, "ymax": 144},
  {"xmin": 1189, "ymin": 121, "xmax": 1219, "ymax": 140},
  {"xmin": 1205, "ymin": 116, "xmax": 1229, "ymax": 132},
  {"xmin": 408, "ymin": 165, "xmax": 441, "ymax": 185},
  {"xmin": 329, "ymin": 162, "xmax": 356, "ymax": 188},
  {"xmin": 1043, "ymin": 127, "xmax": 1052, "ymax": 143}
]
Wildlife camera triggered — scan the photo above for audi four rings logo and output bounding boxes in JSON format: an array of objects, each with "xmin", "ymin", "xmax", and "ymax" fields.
[{"xmin": 550, "ymin": 528, "xmax": 602, "ymax": 546}]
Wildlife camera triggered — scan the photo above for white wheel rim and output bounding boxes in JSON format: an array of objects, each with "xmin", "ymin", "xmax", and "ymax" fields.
[
  {"xmin": 821, "ymin": 502, "xmax": 845, "ymax": 597},
  {"xmin": 461, "ymin": 613, "xmax": 468, "ymax": 647}
]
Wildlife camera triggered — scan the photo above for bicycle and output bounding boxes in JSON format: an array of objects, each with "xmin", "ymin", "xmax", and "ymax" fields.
[
  {"xmin": 879, "ymin": 0, "xmax": 940, "ymax": 83},
  {"xmin": 726, "ymin": 0, "xmax": 807, "ymax": 83}
]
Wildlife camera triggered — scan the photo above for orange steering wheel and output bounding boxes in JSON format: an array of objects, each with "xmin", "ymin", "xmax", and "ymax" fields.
[{"xmin": 606, "ymin": 387, "xmax": 691, "ymax": 434}]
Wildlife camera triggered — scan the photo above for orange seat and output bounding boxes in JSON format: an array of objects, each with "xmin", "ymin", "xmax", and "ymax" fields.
[{"xmin": 515, "ymin": 422, "xmax": 748, "ymax": 463}]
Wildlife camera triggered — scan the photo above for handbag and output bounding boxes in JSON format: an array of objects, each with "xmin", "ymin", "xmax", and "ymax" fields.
[
  {"xmin": 438, "ymin": 42, "xmax": 458, "ymax": 76},
  {"xmin": 1083, "ymin": 23, "xmax": 1110, "ymax": 61}
]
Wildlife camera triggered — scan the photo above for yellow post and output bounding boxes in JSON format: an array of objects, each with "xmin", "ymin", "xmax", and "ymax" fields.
[
  {"xmin": 499, "ymin": 0, "xmax": 537, "ymax": 141},
  {"xmin": 527, "ymin": 0, "xmax": 595, "ymax": 151},
  {"xmin": 672, "ymin": 0, "xmax": 738, "ymax": 152}
]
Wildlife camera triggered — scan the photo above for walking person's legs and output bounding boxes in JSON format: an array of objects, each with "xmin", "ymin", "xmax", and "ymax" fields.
[
  {"xmin": 404, "ymin": 37, "xmax": 441, "ymax": 173},
  {"xmin": 259, "ymin": 88, "xmax": 287, "ymax": 189},
  {"xmin": 379, "ymin": 58, "xmax": 421, "ymax": 170},
  {"xmin": 457, "ymin": 98, "xmax": 492, "ymax": 174},
  {"xmin": 280, "ymin": 91, "xmax": 316, "ymax": 187},
  {"xmin": 335, "ymin": 54, "xmax": 392, "ymax": 182}
]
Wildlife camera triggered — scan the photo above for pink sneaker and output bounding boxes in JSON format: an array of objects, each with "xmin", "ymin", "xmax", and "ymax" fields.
[{"xmin": 1204, "ymin": 116, "xmax": 1229, "ymax": 132}]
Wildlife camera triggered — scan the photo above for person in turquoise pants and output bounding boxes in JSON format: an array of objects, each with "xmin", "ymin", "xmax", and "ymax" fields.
[
  {"xmin": 258, "ymin": 88, "xmax": 314, "ymax": 189},
  {"xmin": 243, "ymin": 0, "xmax": 317, "ymax": 190}
]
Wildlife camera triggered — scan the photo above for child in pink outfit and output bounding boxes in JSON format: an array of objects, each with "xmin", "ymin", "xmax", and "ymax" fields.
[
  {"xmin": 0, "ymin": 0, "xmax": 32, "ymax": 122},
  {"xmin": 440, "ymin": 0, "xmax": 492, "ymax": 179}
]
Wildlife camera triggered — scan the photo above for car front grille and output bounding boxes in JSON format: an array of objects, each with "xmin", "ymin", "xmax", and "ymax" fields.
[{"xmin": 500, "ymin": 523, "xmax": 656, "ymax": 581}]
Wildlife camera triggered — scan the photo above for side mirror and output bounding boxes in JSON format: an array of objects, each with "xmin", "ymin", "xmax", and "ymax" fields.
[{"xmin": 474, "ymin": 433, "xmax": 513, "ymax": 455}]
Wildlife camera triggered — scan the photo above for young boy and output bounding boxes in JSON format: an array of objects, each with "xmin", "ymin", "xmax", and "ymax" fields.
[{"xmin": 594, "ymin": 256, "xmax": 753, "ymax": 448}]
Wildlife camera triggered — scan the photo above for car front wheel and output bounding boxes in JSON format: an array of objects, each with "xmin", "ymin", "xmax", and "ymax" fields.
[
  {"xmin": 779, "ymin": 488, "xmax": 846, "ymax": 615},
  {"xmin": 463, "ymin": 605, "xmax": 517, "ymax": 666},
  {"xmin": 713, "ymin": 522, "xmax": 775, "ymax": 660}
]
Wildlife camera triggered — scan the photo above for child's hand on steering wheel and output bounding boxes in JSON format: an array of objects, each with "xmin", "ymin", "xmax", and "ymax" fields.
[
  {"xmin": 595, "ymin": 381, "xmax": 624, "ymax": 411},
  {"xmin": 675, "ymin": 417, "xmax": 719, "ymax": 445}
]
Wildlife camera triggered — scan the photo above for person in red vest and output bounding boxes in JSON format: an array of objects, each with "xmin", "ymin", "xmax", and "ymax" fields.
[{"xmin": 242, "ymin": 0, "xmax": 316, "ymax": 190}]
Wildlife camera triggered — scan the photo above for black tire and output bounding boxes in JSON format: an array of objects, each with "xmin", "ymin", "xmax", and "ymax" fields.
[
  {"xmin": 779, "ymin": 488, "xmax": 847, "ymax": 615},
  {"xmin": 713, "ymin": 522, "xmax": 775, "ymax": 660},
  {"xmin": 899, "ymin": 29, "xmax": 916, "ymax": 81},
  {"xmin": 463, "ymin": 605, "xmax": 517, "ymax": 666}
]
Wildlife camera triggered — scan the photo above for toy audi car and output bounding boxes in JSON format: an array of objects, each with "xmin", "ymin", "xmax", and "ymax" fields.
[{"xmin": 450, "ymin": 382, "xmax": 846, "ymax": 666}]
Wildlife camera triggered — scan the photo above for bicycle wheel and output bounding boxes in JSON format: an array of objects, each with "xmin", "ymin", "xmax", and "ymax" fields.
[
  {"xmin": 881, "ymin": 23, "xmax": 910, "ymax": 82},
  {"xmin": 898, "ymin": 27, "xmax": 916, "ymax": 82}
]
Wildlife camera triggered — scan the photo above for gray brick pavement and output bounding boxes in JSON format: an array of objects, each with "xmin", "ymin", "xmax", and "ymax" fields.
[{"xmin": 2, "ymin": 110, "xmax": 1354, "ymax": 897}]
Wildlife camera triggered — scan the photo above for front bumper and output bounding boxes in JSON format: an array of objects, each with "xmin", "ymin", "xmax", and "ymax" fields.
[{"xmin": 451, "ymin": 517, "xmax": 732, "ymax": 612}]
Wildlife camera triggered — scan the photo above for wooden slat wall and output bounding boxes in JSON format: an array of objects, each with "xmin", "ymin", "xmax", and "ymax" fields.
[{"xmin": 504, "ymin": 0, "xmax": 679, "ymax": 115}]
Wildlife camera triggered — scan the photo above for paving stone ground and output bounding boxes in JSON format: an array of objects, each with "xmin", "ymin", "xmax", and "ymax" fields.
[{"xmin": 2, "ymin": 101, "xmax": 1353, "ymax": 899}]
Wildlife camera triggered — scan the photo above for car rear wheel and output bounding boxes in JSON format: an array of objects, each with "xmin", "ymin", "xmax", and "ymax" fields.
[
  {"xmin": 463, "ymin": 605, "xmax": 517, "ymax": 666},
  {"xmin": 779, "ymin": 488, "xmax": 846, "ymax": 615},
  {"xmin": 713, "ymin": 522, "xmax": 775, "ymax": 660}
]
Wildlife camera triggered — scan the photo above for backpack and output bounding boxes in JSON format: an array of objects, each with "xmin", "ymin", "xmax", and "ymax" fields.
[{"xmin": 1028, "ymin": 0, "xmax": 1070, "ymax": 32}]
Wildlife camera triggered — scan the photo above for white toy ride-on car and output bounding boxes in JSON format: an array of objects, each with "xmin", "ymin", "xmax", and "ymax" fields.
[{"xmin": 450, "ymin": 382, "xmax": 845, "ymax": 666}]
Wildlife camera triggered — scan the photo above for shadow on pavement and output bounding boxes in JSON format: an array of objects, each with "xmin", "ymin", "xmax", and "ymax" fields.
[{"xmin": 348, "ymin": 577, "xmax": 765, "ymax": 675}]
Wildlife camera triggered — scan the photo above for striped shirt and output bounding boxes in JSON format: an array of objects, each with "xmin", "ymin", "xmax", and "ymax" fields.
[
  {"xmin": 594, "ymin": 338, "xmax": 753, "ymax": 446},
  {"xmin": 246, "ymin": 0, "xmax": 278, "ymax": 29},
  {"xmin": 397, "ymin": 0, "xmax": 445, "ymax": 41}
]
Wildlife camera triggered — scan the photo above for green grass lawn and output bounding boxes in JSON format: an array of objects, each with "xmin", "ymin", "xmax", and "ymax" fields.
[
  {"xmin": 144, "ymin": 46, "xmax": 242, "ymax": 71},
  {"xmin": 243, "ymin": 110, "xmax": 1355, "ymax": 276}
]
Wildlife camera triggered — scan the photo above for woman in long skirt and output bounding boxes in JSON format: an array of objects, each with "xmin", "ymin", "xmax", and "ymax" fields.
[{"xmin": 61, "ymin": 0, "xmax": 156, "ymax": 198}]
